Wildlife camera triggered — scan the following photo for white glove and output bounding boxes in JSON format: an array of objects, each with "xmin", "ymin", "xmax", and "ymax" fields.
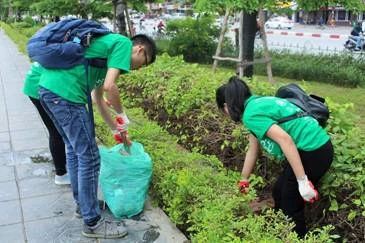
[
  {"xmin": 115, "ymin": 112, "xmax": 130, "ymax": 133},
  {"xmin": 297, "ymin": 175, "xmax": 318, "ymax": 203}
]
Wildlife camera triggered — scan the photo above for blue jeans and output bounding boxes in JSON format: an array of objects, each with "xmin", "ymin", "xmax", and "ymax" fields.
[{"xmin": 39, "ymin": 88, "xmax": 100, "ymax": 225}]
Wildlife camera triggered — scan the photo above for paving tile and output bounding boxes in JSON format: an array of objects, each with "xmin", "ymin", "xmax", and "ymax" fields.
[
  {"xmin": 25, "ymin": 216, "xmax": 96, "ymax": 243},
  {"xmin": 0, "ymin": 223, "xmax": 25, "ymax": 243},
  {"xmin": 0, "ymin": 152, "xmax": 12, "ymax": 166},
  {"xmin": 142, "ymin": 200, "xmax": 187, "ymax": 243},
  {"xmin": 10, "ymin": 149, "xmax": 51, "ymax": 166},
  {"xmin": 0, "ymin": 200, "xmax": 22, "ymax": 226},
  {"xmin": 0, "ymin": 165, "xmax": 15, "ymax": 182},
  {"xmin": 16, "ymin": 162, "xmax": 54, "ymax": 181},
  {"xmin": 11, "ymin": 129, "xmax": 48, "ymax": 152},
  {"xmin": 100, "ymin": 219, "xmax": 162, "ymax": 243},
  {"xmin": 18, "ymin": 177, "xmax": 70, "ymax": 199},
  {"xmin": 0, "ymin": 132, "xmax": 10, "ymax": 142},
  {"xmin": 0, "ymin": 141, "xmax": 11, "ymax": 153},
  {"xmin": 22, "ymin": 192, "xmax": 75, "ymax": 222},
  {"xmin": 0, "ymin": 180, "xmax": 19, "ymax": 201},
  {"xmin": 9, "ymin": 116, "xmax": 45, "ymax": 132},
  {"xmin": 0, "ymin": 117, "xmax": 8, "ymax": 133}
]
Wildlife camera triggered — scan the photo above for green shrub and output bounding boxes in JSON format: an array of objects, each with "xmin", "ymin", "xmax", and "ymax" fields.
[
  {"xmin": 254, "ymin": 50, "xmax": 365, "ymax": 87},
  {"xmin": 94, "ymin": 107, "xmax": 335, "ymax": 242},
  {"xmin": 119, "ymin": 55, "xmax": 365, "ymax": 241},
  {"xmin": 166, "ymin": 16, "xmax": 219, "ymax": 64}
]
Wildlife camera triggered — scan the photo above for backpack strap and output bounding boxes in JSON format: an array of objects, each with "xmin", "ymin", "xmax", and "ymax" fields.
[
  {"xmin": 84, "ymin": 58, "xmax": 108, "ymax": 138},
  {"xmin": 277, "ymin": 111, "xmax": 309, "ymax": 124}
]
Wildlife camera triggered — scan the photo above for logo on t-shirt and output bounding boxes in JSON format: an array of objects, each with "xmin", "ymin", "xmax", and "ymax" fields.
[{"xmin": 95, "ymin": 78, "xmax": 104, "ymax": 87}]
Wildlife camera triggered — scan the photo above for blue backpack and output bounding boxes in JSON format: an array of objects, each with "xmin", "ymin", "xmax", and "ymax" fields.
[
  {"xmin": 27, "ymin": 18, "xmax": 112, "ymax": 136},
  {"xmin": 27, "ymin": 18, "xmax": 111, "ymax": 69}
]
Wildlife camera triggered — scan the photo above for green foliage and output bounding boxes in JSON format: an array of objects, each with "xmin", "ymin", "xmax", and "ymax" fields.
[
  {"xmin": 94, "ymin": 107, "xmax": 334, "ymax": 242},
  {"xmin": 193, "ymin": 0, "xmax": 365, "ymax": 14},
  {"xmin": 0, "ymin": 22, "xmax": 42, "ymax": 53},
  {"xmin": 166, "ymin": 16, "xmax": 219, "ymax": 63},
  {"xmin": 119, "ymin": 55, "xmax": 365, "ymax": 240},
  {"xmin": 29, "ymin": 0, "xmax": 112, "ymax": 19},
  {"xmin": 320, "ymin": 99, "xmax": 365, "ymax": 218},
  {"xmin": 254, "ymin": 50, "xmax": 365, "ymax": 87}
]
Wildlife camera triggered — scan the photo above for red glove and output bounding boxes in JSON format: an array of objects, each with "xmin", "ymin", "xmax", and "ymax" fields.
[
  {"xmin": 115, "ymin": 113, "xmax": 130, "ymax": 133},
  {"xmin": 113, "ymin": 131, "xmax": 132, "ymax": 146},
  {"xmin": 238, "ymin": 179, "xmax": 250, "ymax": 194}
]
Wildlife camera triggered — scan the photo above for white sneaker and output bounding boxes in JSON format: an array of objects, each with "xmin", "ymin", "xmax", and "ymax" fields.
[{"xmin": 54, "ymin": 173, "xmax": 71, "ymax": 185}]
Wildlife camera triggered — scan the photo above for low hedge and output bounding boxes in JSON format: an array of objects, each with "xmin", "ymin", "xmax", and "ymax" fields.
[
  {"xmin": 119, "ymin": 54, "xmax": 365, "ymax": 241},
  {"xmin": 254, "ymin": 50, "xmax": 365, "ymax": 87},
  {"xmin": 94, "ymin": 107, "xmax": 335, "ymax": 242},
  {"xmin": 157, "ymin": 36, "xmax": 365, "ymax": 88}
]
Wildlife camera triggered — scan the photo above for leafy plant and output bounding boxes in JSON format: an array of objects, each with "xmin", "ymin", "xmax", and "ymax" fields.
[{"xmin": 166, "ymin": 16, "xmax": 219, "ymax": 64}]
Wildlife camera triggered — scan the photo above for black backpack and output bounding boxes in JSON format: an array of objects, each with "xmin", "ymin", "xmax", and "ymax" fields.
[{"xmin": 275, "ymin": 83, "xmax": 329, "ymax": 127}]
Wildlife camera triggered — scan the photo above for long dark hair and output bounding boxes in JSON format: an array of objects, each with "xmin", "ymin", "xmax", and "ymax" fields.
[{"xmin": 216, "ymin": 76, "xmax": 252, "ymax": 122}]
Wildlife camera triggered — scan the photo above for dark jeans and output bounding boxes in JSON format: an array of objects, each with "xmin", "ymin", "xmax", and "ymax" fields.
[
  {"xmin": 39, "ymin": 88, "xmax": 101, "ymax": 225},
  {"xmin": 272, "ymin": 140, "xmax": 334, "ymax": 237},
  {"xmin": 29, "ymin": 97, "xmax": 66, "ymax": 176}
]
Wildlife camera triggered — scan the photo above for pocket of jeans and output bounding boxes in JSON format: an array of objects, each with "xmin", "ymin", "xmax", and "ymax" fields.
[{"xmin": 45, "ymin": 97, "xmax": 72, "ymax": 126}]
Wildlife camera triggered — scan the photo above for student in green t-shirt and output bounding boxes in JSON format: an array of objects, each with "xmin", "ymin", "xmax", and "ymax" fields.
[
  {"xmin": 23, "ymin": 62, "xmax": 70, "ymax": 186},
  {"xmin": 36, "ymin": 34, "xmax": 157, "ymax": 239},
  {"xmin": 216, "ymin": 76, "xmax": 333, "ymax": 238}
]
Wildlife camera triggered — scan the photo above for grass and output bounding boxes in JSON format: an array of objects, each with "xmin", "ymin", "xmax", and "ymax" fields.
[
  {"xmin": 255, "ymin": 75, "xmax": 365, "ymax": 132},
  {"xmin": 203, "ymin": 64, "xmax": 365, "ymax": 132}
]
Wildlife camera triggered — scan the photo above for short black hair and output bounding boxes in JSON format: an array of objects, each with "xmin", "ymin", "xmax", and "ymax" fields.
[
  {"xmin": 131, "ymin": 34, "xmax": 157, "ymax": 65},
  {"xmin": 216, "ymin": 76, "xmax": 252, "ymax": 122}
]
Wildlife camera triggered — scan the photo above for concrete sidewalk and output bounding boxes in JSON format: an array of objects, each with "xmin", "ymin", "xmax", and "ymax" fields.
[{"xmin": 0, "ymin": 28, "xmax": 187, "ymax": 243}]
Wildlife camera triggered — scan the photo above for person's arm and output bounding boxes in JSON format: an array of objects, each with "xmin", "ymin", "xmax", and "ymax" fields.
[
  {"xmin": 92, "ymin": 85, "xmax": 117, "ymax": 131},
  {"xmin": 238, "ymin": 134, "xmax": 260, "ymax": 194},
  {"xmin": 265, "ymin": 124, "xmax": 305, "ymax": 179},
  {"xmin": 241, "ymin": 134, "xmax": 260, "ymax": 180},
  {"xmin": 103, "ymin": 67, "xmax": 123, "ymax": 114},
  {"xmin": 266, "ymin": 124, "xmax": 319, "ymax": 202}
]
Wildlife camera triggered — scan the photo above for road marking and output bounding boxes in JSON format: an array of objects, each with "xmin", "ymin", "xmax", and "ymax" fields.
[{"xmin": 265, "ymin": 30, "xmax": 347, "ymax": 39}]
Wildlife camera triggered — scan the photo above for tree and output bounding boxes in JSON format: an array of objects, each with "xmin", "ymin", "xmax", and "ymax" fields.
[
  {"xmin": 112, "ymin": 0, "xmax": 163, "ymax": 36},
  {"xmin": 194, "ymin": 0, "xmax": 365, "ymax": 78}
]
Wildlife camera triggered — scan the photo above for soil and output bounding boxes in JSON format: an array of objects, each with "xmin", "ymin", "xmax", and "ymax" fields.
[{"xmin": 123, "ymin": 86, "xmax": 364, "ymax": 242}]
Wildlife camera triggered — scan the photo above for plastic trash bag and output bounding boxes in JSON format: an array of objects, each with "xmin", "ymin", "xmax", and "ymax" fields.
[{"xmin": 99, "ymin": 142, "xmax": 152, "ymax": 218}]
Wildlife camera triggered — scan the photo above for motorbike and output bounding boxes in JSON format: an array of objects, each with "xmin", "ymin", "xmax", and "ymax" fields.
[{"xmin": 344, "ymin": 34, "xmax": 365, "ymax": 52}]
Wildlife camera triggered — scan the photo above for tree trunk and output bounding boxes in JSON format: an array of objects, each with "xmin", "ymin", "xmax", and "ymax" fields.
[
  {"xmin": 212, "ymin": 8, "xmax": 230, "ymax": 71},
  {"xmin": 113, "ymin": 0, "xmax": 127, "ymax": 36},
  {"xmin": 241, "ymin": 11, "xmax": 257, "ymax": 78},
  {"xmin": 258, "ymin": 9, "xmax": 274, "ymax": 84}
]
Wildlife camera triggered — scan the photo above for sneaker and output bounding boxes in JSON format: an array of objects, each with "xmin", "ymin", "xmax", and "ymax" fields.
[
  {"xmin": 75, "ymin": 200, "xmax": 108, "ymax": 218},
  {"xmin": 75, "ymin": 205, "xmax": 82, "ymax": 218},
  {"xmin": 82, "ymin": 217, "xmax": 128, "ymax": 239},
  {"xmin": 54, "ymin": 173, "xmax": 71, "ymax": 185}
]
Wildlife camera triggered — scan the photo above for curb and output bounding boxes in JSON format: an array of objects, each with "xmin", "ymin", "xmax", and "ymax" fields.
[{"xmin": 266, "ymin": 30, "xmax": 347, "ymax": 39}]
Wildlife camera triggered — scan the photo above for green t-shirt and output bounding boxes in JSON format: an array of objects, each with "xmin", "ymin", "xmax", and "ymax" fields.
[
  {"xmin": 243, "ymin": 95, "xmax": 330, "ymax": 160},
  {"xmin": 39, "ymin": 33, "xmax": 132, "ymax": 104},
  {"xmin": 23, "ymin": 62, "xmax": 43, "ymax": 99}
]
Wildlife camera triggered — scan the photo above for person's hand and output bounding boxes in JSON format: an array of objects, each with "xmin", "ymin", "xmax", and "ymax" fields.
[
  {"xmin": 112, "ymin": 130, "xmax": 132, "ymax": 146},
  {"xmin": 297, "ymin": 175, "xmax": 318, "ymax": 203},
  {"xmin": 115, "ymin": 112, "xmax": 130, "ymax": 133},
  {"xmin": 238, "ymin": 179, "xmax": 250, "ymax": 194}
]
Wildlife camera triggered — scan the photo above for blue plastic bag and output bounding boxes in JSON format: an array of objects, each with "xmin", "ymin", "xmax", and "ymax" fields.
[{"xmin": 99, "ymin": 142, "xmax": 152, "ymax": 218}]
